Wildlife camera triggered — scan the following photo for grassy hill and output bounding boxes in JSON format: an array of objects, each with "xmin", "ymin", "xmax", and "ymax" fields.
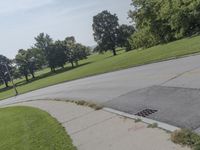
[{"xmin": 1, "ymin": 35, "xmax": 200, "ymax": 100}]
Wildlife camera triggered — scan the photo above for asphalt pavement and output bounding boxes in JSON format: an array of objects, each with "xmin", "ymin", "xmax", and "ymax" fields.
[{"xmin": 1, "ymin": 54, "xmax": 200, "ymax": 130}]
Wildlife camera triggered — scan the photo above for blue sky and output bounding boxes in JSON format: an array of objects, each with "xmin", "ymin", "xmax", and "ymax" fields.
[{"xmin": 0, "ymin": 0, "xmax": 132, "ymax": 58}]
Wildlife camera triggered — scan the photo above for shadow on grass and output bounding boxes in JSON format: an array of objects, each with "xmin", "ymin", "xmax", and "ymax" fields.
[
  {"xmin": 15, "ymin": 62, "xmax": 92, "ymax": 87},
  {"xmin": 103, "ymin": 51, "xmax": 124, "ymax": 60},
  {"xmin": 0, "ymin": 86, "xmax": 13, "ymax": 93}
]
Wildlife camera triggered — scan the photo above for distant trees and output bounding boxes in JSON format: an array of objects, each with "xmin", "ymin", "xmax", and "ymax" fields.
[
  {"xmin": 0, "ymin": 32, "xmax": 90, "ymax": 87},
  {"xmin": 33, "ymin": 34, "xmax": 90, "ymax": 72},
  {"xmin": 6, "ymin": 34, "xmax": 90, "ymax": 84}
]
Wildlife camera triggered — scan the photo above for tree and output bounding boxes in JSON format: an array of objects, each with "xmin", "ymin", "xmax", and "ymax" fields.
[
  {"xmin": 63, "ymin": 37, "xmax": 88, "ymax": 67},
  {"xmin": 15, "ymin": 50, "xmax": 29, "ymax": 81},
  {"xmin": 93, "ymin": 10, "xmax": 119, "ymax": 56},
  {"xmin": 34, "ymin": 33, "xmax": 53, "ymax": 51},
  {"xmin": 0, "ymin": 55, "xmax": 12, "ymax": 87},
  {"xmin": 45, "ymin": 41, "xmax": 66, "ymax": 71},
  {"xmin": 117, "ymin": 24, "xmax": 135, "ymax": 51},
  {"xmin": 34, "ymin": 33, "xmax": 53, "ymax": 66},
  {"xmin": 15, "ymin": 49, "xmax": 37, "ymax": 81},
  {"xmin": 93, "ymin": 45, "xmax": 104, "ymax": 54},
  {"xmin": 63, "ymin": 37, "xmax": 76, "ymax": 67},
  {"xmin": 12, "ymin": 66, "xmax": 21, "ymax": 80},
  {"xmin": 73, "ymin": 43, "xmax": 88, "ymax": 66},
  {"xmin": 27, "ymin": 48, "xmax": 46, "ymax": 69},
  {"xmin": 18, "ymin": 64, "xmax": 29, "ymax": 82},
  {"xmin": 168, "ymin": 0, "xmax": 200, "ymax": 38},
  {"xmin": 129, "ymin": 26, "xmax": 159, "ymax": 49}
]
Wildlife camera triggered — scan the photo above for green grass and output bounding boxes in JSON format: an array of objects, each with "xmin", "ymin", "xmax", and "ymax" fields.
[
  {"xmin": 1, "ymin": 35, "xmax": 200, "ymax": 99},
  {"xmin": 147, "ymin": 123, "xmax": 158, "ymax": 128},
  {"xmin": 60, "ymin": 99, "xmax": 103, "ymax": 110},
  {"xmin": 0, "ymin": 106, "xmax": 76, "ymax": 150},
  {"xmin": 171, "ymin": 129, "xmax": 200, "ymax": 150}
]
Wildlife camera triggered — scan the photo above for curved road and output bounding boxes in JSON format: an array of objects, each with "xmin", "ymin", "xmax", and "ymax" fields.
[{"xmin": 2, "ymin": 54, "xmax": 200, "ymax": 130}]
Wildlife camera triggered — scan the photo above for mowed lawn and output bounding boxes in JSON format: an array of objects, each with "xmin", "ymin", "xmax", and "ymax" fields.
[
  {"xmin": 1, "ymin": 35, "xmax": 200, "ymax": 99},
  {"xmin": 0, "ymin": 106, "xmax": 76, "ymax": 150}
]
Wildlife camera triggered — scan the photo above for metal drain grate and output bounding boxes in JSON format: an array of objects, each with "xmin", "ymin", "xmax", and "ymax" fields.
[{"xmin": 135, "ymin": 109, "xmax": 157, "ymax": 117}]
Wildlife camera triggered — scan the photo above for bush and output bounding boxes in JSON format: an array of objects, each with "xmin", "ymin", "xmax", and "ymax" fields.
[
  {"xmin": 194, "ymin": 143, "xmax": 200, "ymax": 150},
  {"xmin": 129, "ymin": 27, "xmax": 159, "ymax": 50},
  {"xmin": 147, "ymin": 123, "xmax": 158, "ymax": 128},
  {"xmin": 171, "ymin": 129, "xmax": 200, "ymax": 149}
]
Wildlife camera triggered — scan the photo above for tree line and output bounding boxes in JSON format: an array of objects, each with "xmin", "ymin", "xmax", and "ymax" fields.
[
  {"xmin": 0, "ymin": 34, "xmax": 90, "ymax": 86},
  {"xmin": 1, "ymin": 0, "xmax": 200, "ymax": 88}
]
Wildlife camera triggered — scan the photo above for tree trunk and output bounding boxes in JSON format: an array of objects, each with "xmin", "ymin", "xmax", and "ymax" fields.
[
  {"xmin": 75, "ymin": 61, "xmax": 78, "ymax": 66},
  {"xmin": 31, "ymin": 73, "xmax": 35, "ymax": 78},
  {"xmin": 51, "ymin": 67, "xmax": 55, "ymax": 73},
  {"xmin": 25, "ymin": 75, "xmax": 29, "ymax": 82},
  {"xmin": 112, "ymin": 48, "xmax": 117, "ymax": 56},
  {"xmin": 4, "ymin": 80, "xmax": 9, "ymax": 87},
  {"xmin": 71, "ymin": 62, "xmax": 74, "ymax": 68}
]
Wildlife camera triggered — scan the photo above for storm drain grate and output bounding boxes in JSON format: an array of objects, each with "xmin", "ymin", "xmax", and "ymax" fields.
[{"xmin": 135, "ymin": 109, "xmax": 158, "ymax": 117}]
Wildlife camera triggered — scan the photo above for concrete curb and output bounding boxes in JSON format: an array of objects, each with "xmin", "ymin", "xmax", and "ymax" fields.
[{"xmin": 103, "ymin": 107, "xmax": 180, "ymax": 132}]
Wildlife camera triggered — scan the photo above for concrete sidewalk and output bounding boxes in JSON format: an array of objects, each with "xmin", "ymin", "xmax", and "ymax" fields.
[{"xmin": 11, "ymin": 100, "xmax": 189, "ymax": 150}]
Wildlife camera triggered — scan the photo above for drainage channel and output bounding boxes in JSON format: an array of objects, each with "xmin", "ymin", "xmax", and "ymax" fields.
[{"xmin": 135, "ymin": 109, "xmax": 158, "ymax": 117}]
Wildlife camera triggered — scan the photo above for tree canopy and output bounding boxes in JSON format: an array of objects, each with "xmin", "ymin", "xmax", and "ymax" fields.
[
  {"xmin": 93, "ymin": 10, "xmax": 119, "ymax": 56},
  {"xmin": 63, "ymin": 36, "xmax": 89, "ymax": 67},
  {"xmin": 45, "ymin": 41, "xmax": 66, "ymax": 71},
  {"xmin": 129, "ymin": 0, "xmax": 200, "ymax": 49},
  {"xmin": 117, "ymin": 24, "xmax": 135, "ymax": 51},
  {"xmin": 15, "ymin": 49, "xmax": 38, "ymax": 81}
]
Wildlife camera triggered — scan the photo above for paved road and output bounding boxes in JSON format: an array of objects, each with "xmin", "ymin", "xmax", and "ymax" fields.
[{"xmin": 2, "ymin": 54, "xmax": 200, "ymax": 130}]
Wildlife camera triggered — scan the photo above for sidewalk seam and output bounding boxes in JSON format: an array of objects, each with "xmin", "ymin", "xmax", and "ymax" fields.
[{"xmin": 68, "ymin": 115, "xmax": 117, "ymax": 135}]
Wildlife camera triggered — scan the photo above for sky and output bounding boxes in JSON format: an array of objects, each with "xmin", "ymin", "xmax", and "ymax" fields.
[{"xmin": 0, "ymin": 0, "xmax": 133, "ymax": 58}]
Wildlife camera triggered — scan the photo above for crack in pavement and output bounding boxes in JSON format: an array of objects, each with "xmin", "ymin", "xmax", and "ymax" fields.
[
  {"xmin": 60, "ymin": 110, "xmax": 95, "ymax": 124},
  {"xmin": 160, "ymin": 65, "xmax": 200, "ymax": 86},
  {"xmin": 68, "ymin": 115, "xmax": 117, "ymax": 136}
]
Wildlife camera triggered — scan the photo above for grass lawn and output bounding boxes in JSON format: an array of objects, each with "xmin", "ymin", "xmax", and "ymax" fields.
[
  {"xmin": 0, "ymin": 106, "xmax": 76, "ymax": 150},
  {"xmin": 1, "ymin": 35, "xmax": 200, "ymax": 99}
]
